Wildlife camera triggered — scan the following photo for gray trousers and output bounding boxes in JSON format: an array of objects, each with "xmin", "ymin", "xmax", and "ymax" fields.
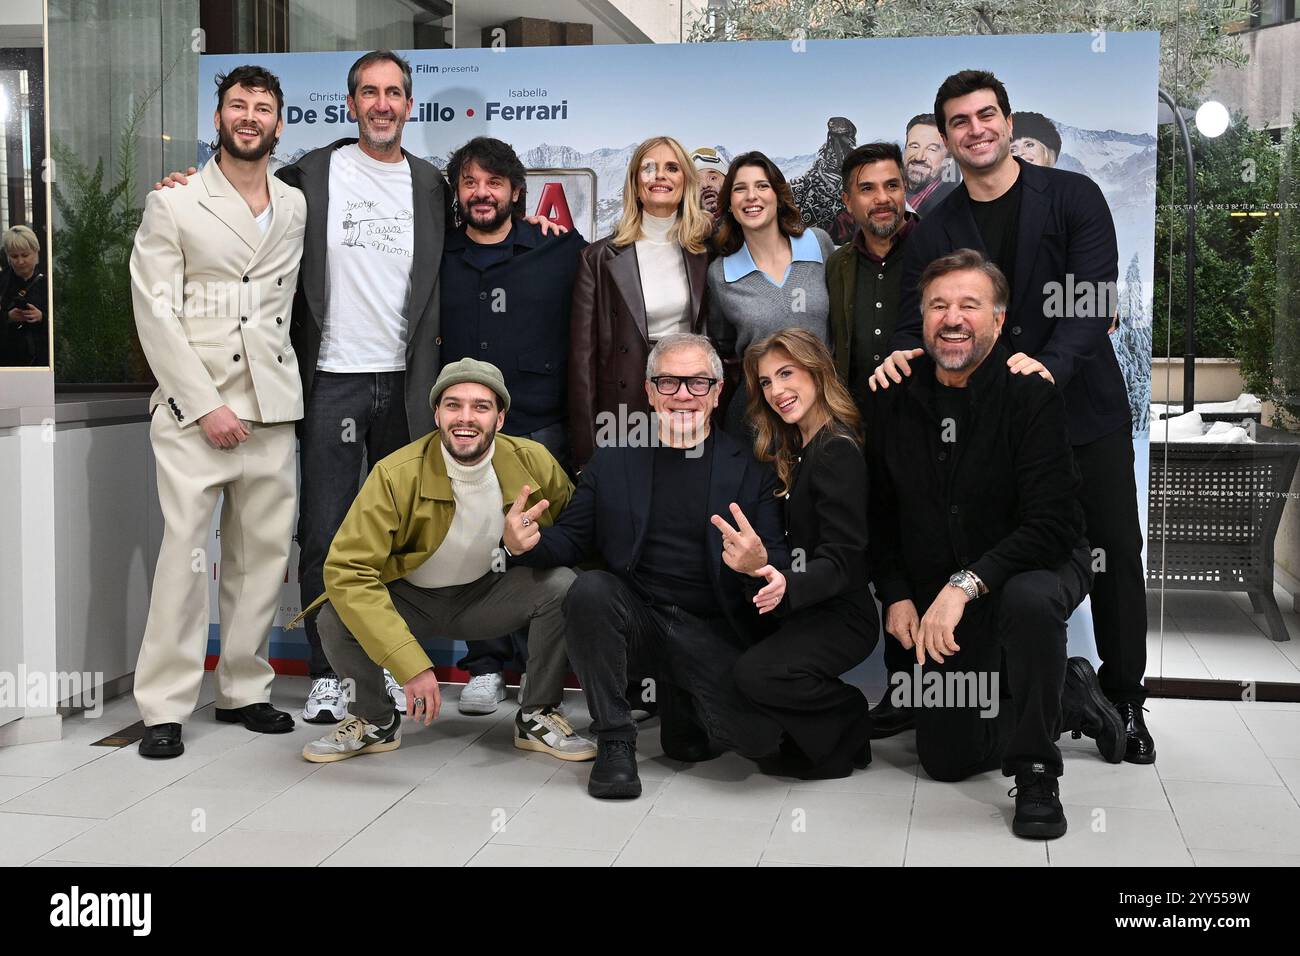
[{"xmin": 317, "ymin": 565, "xmax": 577, "ymax": 724}]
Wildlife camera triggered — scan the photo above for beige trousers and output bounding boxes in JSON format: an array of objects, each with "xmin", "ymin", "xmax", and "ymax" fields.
[{"xmin": 134, "ymin": 407, "xmax": 297, "ymax": 725}]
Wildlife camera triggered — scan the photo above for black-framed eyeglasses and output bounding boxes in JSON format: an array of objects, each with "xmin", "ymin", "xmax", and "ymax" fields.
[{"xmin": 650, "ymin": 375, "xmax": 718, "ymax": 397}]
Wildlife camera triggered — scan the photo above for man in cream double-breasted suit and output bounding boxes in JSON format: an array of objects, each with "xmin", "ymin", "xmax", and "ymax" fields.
[{"xmin": 130, "ymin": 65, "xmax": 306, "ymax": 757}]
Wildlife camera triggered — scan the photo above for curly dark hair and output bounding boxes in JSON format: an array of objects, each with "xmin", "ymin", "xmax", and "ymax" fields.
[
  {"xmin": 214, "ymin": 65, "xmax": 284, "ymax": 116},
  {"xmin": 711, "ymin": 151, "xmax": 805, "ymax": 258},
  {"xmin": 447, "ymin": 136, "xmax": 528, "ymax": 219}
]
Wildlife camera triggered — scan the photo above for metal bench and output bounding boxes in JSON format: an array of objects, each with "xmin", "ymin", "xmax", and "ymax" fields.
[{"xmin": 1147, "ymin": 425, "xmax": 1300, "ymax": 642}]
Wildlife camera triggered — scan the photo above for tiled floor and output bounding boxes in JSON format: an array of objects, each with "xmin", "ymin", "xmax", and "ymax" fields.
[
  {"xmin": 1151, "ymin": 587, "xmax": 1300, "ymax": 683},
  {"xmin": 3, "ymin": 674, "xmax": 1300, "ymax": 866}
]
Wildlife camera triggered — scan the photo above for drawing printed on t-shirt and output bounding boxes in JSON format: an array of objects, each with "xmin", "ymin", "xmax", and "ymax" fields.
[{"xmin": 339, "ymin": 198, "xmax": 413, "ymax": 253}]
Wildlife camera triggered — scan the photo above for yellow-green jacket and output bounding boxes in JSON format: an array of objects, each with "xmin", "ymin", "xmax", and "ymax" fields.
[{"xmin": 287, "ymin": 431, "xmax": 573, "ymax": 683}]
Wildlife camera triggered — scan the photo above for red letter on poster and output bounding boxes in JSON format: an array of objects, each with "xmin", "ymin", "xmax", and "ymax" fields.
[{"xmin": 534, "ymin": 182, "xmax": 575, "ymax": 232}]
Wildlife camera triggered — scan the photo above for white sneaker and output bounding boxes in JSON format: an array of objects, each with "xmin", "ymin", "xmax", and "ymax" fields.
[
  {"xmin": 459, "ymin": 672, "xmax": 506, "ymax": 715},
  {"xmin": 303, "ymin": 676, "xmax": 348, "ymax": 725},
  {"xmin": 302, "ymin": 714, "xmax": 401, "ymax": 763},
  {"xmin": 383, "ymin": 669, "xmax": 405, "ymax": 712},
  {"xmin": 514, "ymin": 707, "xmax": 597, "ymax": 761}
]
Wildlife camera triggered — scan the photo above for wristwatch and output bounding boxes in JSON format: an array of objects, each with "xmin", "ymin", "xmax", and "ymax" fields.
[{"xmin": 947, "ymin": 569, "xmax": 986, "ymax": 601}]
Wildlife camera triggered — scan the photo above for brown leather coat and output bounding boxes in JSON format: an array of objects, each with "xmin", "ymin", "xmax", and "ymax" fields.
[{"xmin": 567, "ymin": 236, "xmax": 710, "ymax": 467}]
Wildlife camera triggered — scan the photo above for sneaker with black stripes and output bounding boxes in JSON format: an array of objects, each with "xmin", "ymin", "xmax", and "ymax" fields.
[
  {"xmin": 514, "ymin": 707, "xmax": 597, "ymax": 762},
  {"xmin": 302, "ymin": 713, "xmax": 401, "ymax": 763}
]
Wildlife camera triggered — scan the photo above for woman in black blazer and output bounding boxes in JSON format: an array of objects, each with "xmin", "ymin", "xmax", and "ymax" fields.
[{"xmin": 732, "ymin": 327, "xmax": 879, "ymax": 779}]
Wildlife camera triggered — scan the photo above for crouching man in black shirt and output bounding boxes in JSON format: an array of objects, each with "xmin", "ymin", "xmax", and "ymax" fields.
[
  {"xmin": 504, "ymin": 332, "xmax": 788, "ymax": 799},
  {"xmin": 867, "ymin": 249, "xmax": 1124, "ymax": 839}
]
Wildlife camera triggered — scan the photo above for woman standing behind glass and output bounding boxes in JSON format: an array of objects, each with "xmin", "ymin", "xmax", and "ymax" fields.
[
  {"xmin": 569, "ymin": 136, "xmax": 714, "ymax": 469},
  {"xmin": 732, "ymin": 328, "xmax": 878, "ymax": 779},
  {"xmin": 707, "ymin": 152, "xmax": 835, "ymax": 436},
  {"xmin": 0, "ymin": 225, "xmax": 49, "ymax": 367}
]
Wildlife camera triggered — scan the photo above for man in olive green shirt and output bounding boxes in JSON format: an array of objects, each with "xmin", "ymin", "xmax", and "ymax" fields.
[
  {"xmin": 827, "ymin": 142, "xmax": 919, "ymax": 414},
  {"xmin": 826, "ymin": 142, "xmax": 918, "ymax": 740},
  {"xmin": 291, "ymin": 358, "xmax": 594, "ymax": 764}
]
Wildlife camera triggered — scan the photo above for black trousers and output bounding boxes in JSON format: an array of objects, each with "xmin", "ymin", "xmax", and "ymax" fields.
[
  {"xmin": 1073, "ymin": 425, "xmax": 1148, "ymax": 704},
  {"xmin": 913, "ymin": 546, "xmax": 1091, "ymax": 781},
  {"xmin": 733, "ymin": 597, "xmax": 878, "ymax": 775},
  {"xmin": 563, "ymin": 570, "xmax": 782, "ymax": 758},
  {"xmin": 298, "ymin": 371, "xmax": 410, "ymax": 678}
]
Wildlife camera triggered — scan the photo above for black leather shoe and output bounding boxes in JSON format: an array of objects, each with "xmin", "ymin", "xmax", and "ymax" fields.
[
  {"xmin": 1118, "ymin": 701, "xmax": 1157, "ymax": 764},
  {"xmin": 869, "ymin": 695, "xmax": 914, "ymax": 739},
  {"xmin": 139, "ymin": 723, "xmax": 184, "ymax": 758},
  {"xmin": 1009, "ymin": 765, "xmax": 1067, "ymax": 839},
  {"xmin": 215, "ymin": 702, "xmax": 294, "ymax": 734},
  {"xmin": 1060, "ymin": 657, "xmax": 1125, "ymax": 763},
  {"xmin": 658, "ymin": 683, "xmax": 716, "ymax": 763},
  {"xmin": 588, "ymin": 739, "xmax": 642, "ymax": 799}
]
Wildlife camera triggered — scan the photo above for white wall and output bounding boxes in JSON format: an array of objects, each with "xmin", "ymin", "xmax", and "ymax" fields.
[
  {"xmin": 54, "ymin": 419, "xmax": 159, "ymax": 697},
  {"xmin": 0, "ymin": 0, "xmax": 43, "ymax": 46},
  {"xmin": 0, "ymin": 429, "xmax": 24, "ymax": 730}
]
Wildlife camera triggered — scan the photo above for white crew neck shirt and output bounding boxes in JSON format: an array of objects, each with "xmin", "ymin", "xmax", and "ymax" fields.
[
  {"xmin": 318, "ymin": 143, "xmax": 415, "ymax": 372},
  {"xmin": 636, "ymin": 211, "xmax": 692, "ymax": 342},
  {"xmin": 404, "ymin": 442, "xmax": 504, "ymax": 589}
]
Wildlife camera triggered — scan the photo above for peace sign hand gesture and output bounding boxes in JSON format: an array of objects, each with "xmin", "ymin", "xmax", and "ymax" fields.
[
  {"xmin": 504, "ymin": 484, "xmax": 549, "ymax": 555},
  {"xmin": 710, "ymin": 502, "xmax": 767, "ymax": 576}
]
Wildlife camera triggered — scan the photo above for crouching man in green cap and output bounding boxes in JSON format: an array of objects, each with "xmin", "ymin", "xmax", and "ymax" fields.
[{"xmin": 289, "ymin": 357, "xmax": 594, "ymax": 763}]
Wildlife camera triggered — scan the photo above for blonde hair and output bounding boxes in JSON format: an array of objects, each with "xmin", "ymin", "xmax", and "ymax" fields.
[
  {"xmin": 743, "ymin": 328, "xmax": 862, "ymax": 497},
  {"xmin": 611, "ymin": 136, "xmax": 712, "ymax": 255},
  {"xmin": 2, "ymin": 225, "xmax": 40, "ymax": 257}
]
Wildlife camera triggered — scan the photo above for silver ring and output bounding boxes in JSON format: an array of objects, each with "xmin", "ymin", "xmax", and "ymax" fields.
[
  {"xmin": 413, "ymin": 697, "xmax": 426, "ymax": 709},
  {"xmin": 521, "ymin": 516, "xmax": 531, "ymax": 527}
]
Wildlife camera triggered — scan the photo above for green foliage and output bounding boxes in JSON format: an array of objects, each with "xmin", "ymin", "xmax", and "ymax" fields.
[
  {"xmin": 1237, "ymin": 118, "xmax": 1300, "ymax": 429},
  {"xmin": 51, "ymin": 143, "xmax": 144, "ymax": 383},
  {"xmin": 52, "ymin": 46, "xmax": 179, "ymax": 384},
  {"xmin": 1152, "ymin": 114, "xmax": 1281, "ymax": 359},
  {"xmin": 690, "ymin": 0, "xmax": 1248, "ymax": 101}
]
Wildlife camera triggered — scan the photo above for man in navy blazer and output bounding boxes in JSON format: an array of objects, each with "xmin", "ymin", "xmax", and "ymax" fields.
[
  {"xmin": 870, "ymin": 70, "xmax": 1153, "ymax": 765},
  {"xmin": 504, "ymin": 333, "xmax": 789, "ymax": 799}
]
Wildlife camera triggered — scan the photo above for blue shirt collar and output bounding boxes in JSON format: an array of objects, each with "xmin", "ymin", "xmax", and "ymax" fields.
[{"xmin": 722, "ymin": 228, "xmax": 823, "ymax": 283}]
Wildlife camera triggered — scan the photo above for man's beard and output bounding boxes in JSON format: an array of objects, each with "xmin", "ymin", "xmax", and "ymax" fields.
[
  {"xmin": 359, "ymin": 110, "xmax": 403, "ymax": 151},
  {"xmin": 218, "ymin": 121, "xmax": 276, "ymax": 162},
  {"xmin": 440, "ymin": 421, "xmax": 497, "ymax": 463},
  {"xmin": 863, "ymin": 205, "xmax": 901, "ymax": 238},
  {"xmin": 925, "ymin": 324, "xmax": 997, "ymax": 374},
  {"xmin": 465, "ymin": 197, "xmax": 512, "ymax": 233},
  {"xmin": 906, "ymin": 162, "xmax": 938, "ymax": 191}
]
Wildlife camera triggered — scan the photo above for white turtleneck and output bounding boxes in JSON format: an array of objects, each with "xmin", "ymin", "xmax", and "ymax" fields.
[
  {"xmin": 636, "ymin": 210, "xmax": 692, "ymax": 342},
  {"xmin": 404, "ymin": 441, "xmax": 505, "ymax": 589}
]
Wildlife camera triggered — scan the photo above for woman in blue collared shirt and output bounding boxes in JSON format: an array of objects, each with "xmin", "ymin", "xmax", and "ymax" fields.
[{"xmin": 706, "ymin": 151, "xmax": 835, "ymax": 436}]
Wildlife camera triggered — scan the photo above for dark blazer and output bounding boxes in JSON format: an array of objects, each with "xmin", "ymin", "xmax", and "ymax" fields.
[
  {"xmin": 440, "ymin": 219, "xmax": 588, "ymax": 436},
  {"xmin": 780, "ymin": 428, "xmax": 875, "ymax": 630},
  {"xmin": 891, "ymin": 158, "xmax": 1127, "ymax": 446},
  {"xmin": 276, "ymin": 138, "xmax": 450, "ymax": 440},
  {"xmin": 512, "ymin": 427, "xmax": 789, "ymax": 642},
  {"xmin": 867, "ymin": 342, "xmax": 1088, "ymax": 611},
  {"xmin": 568, "ymin": 236, "xmax": 710, "ymax": 468}
]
